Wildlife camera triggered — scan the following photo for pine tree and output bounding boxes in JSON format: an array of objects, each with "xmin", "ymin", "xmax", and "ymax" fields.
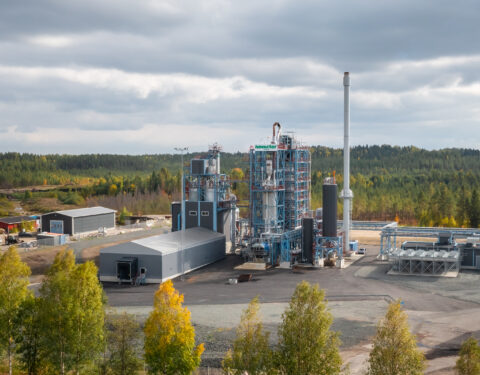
[
  {"xmin": 0, "ymin": 246, "xmax": 31, "ymax": 375},
  {"xmin": 276, "ymin": 281, "xmax": 342, "ymax": 375},
  {"xmin": 455, "ymin": 337, "xmax": 480, "ymax": 375},
  {"xmin": 469, "ymin": 189, "xmax": 480, "ymax": 228},
  {"xmin": 222, "ymin": 296, "xmax": 272, "ymax": 375},
  {"xmin": 367, "ymin": 300, "xmax": 425, "ymax": 375},
  {"xmin": 144, "ymin": 280, "xmax": 204, "ymax": 375}
]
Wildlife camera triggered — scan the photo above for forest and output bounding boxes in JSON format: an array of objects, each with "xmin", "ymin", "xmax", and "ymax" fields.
[{"xmin": 1, "ymin": 145, "xmax": 480, "ymax": 227}]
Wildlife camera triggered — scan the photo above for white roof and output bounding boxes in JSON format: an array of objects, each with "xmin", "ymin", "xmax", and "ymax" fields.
[
  {"xmin": 100, "ymin": 227, "xmax": 225, "ymax": 256},
  {"xmin": 132, "ymin": 227, "xmax": 224, "ymax": 255},
  {"xmin": 54, "ymin": 206, "xmax": 116, "ymax": 218}
]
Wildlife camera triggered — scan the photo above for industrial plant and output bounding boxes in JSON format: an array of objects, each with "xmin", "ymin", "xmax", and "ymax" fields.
[{"xmin": 96, "ymin": 72, "xmax": 480, "ymax": 284}]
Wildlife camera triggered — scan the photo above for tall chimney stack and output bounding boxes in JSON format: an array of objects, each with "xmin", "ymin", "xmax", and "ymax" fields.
[{"xmin": 341, "ymin": 72, "xmax": 353, "ymax": 261}]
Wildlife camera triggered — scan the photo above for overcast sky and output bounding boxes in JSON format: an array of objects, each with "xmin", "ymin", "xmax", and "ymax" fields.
[{"xmin": 1, "ymin": 0, "xmax": 479, "ymax": 154}]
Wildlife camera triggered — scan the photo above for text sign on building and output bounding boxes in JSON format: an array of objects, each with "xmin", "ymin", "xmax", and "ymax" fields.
[{"xmin": 254, "ymin": 145, "xmax": 277, "ymax": 151}]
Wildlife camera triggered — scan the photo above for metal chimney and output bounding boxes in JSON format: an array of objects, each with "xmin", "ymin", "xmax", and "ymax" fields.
[{"xmin": 341, "ymin": 72, "xmax": 353, "ymax": 259}]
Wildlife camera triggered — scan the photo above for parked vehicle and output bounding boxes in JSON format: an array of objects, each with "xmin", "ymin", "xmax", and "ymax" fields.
[
  {"xmin": 357, "ymin": 248, "xmax": 367, "ymax": 255},
  {"xmin": 7, "ymin": 235, "xmax": 19, "ymax": 244}
]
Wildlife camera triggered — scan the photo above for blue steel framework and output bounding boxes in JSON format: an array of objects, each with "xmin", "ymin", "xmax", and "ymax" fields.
[
  {"xmin": 314, "ymin": 233, "xmax": 343, "ymax": 260},
  {"xmin": 248, "ymin": 134, "xmax": 310, "ymax": 265},
  {"xmin": 181, "ymin": 145, "xmax": 232, "ymax": 232},
  {"xmin": 284, "ymin": 142, "xmax": 311, "ymax": 230}
]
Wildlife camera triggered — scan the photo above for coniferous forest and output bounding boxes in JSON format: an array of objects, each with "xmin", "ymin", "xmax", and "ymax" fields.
[{"xmin": 1, "ymin": 145, "xmax": 480, "ymax": 227}]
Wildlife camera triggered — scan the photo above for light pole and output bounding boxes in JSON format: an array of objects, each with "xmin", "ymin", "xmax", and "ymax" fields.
[{"xmin": 174, "ymin": 147, "xmax": 188, "ymax": 280}]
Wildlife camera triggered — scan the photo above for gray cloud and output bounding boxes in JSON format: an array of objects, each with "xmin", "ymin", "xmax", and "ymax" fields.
[{"xmin": 0, "ymin": 0, "xmax": 479, "ymax": 153}]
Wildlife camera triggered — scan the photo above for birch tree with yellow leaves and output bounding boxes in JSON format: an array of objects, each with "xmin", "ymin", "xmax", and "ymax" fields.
[
  {"xmin": 367, "ymin": 300, "xmax": 425, "ymax": 375},
  {"xmin": 144, "ymin": 280, "xmax": 204, "ymax": 375},
  {"xmin": 0, "ymin": 246, "xmax": 31, "ymax": 375}
]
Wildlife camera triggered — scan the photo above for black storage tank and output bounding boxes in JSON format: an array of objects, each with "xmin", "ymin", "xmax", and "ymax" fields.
[
  {"xmin": 322, "ymin": 181, "xmax": 338, "ymax": 237},
  {"xmin": 302, "ymin": 218, "xmax": 314, "ymax": 263}
]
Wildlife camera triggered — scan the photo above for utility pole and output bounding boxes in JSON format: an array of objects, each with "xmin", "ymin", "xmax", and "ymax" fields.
[{"xmin": 174, "ymin": 147, "xmax": 188, "ymax": 280}]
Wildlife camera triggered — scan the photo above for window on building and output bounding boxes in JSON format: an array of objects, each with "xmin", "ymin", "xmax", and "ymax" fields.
[
  {"xmin": 201, "ymin": 211, "xmax": 210, "ymax": 217},
  {"xmin": 189, "ymin": 211, "xmax": 197, "ymax": 216}
]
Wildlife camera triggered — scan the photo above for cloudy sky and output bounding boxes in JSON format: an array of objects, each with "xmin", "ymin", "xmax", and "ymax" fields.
[{"xmin": 1, "ymin": 0, "xmax": 479, "ymax": 154}]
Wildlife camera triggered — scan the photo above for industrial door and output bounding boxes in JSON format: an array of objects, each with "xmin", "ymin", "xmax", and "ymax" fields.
[
  {"xmin": 50, "ymin": 220, "xmax": 64, "ymax": 234},
  {"xmin": 476, "ymin": 256, "xmax": 480, "ymax": 269}
]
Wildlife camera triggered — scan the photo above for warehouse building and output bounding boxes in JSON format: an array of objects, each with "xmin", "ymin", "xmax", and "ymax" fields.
[
  {"xmin": 41, "ymin": 206, "xmax": 116, "ymax": 236},
  {"xmin": 99, "ymin": 227, "xmax": 225, "ymax": 284},
  {"xmin": 0, "ymin": 215, "xmax": 37, "ymax": 234}
]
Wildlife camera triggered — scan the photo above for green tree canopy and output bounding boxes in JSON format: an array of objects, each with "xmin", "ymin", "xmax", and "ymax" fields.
[
  {"xmin": 14, "ymin": 294, "xmax": 42, "ymax": 375},
  {"xmin": 456, "ymin": 337, "xmax": 480, "ymax": 375},
  {"xmin": 222, "ymin": 296, "xmax": 272, "ymax": 375},
  {"xmin": 0, "ymin": 246, "xmax": 31, "ymax": 375},
  {"xmin": 107, "ymin": 312, "xmax": 142, "ymax": 375},
  {"xmin": 276, "ymin": 281, "xmax": 342, "ymax": 375},
  {"xmin": 39, "ymin": 249, "xmax": 105, "ymax": 375},
  {"xmin": 367, "ymin": 300, "xmax": 425, "ymax": 375}
]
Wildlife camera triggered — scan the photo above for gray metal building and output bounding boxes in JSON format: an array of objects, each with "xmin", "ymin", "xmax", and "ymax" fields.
[
  {"xmin": 41, "ymin": 206, "xmax": 116, "ymax": 235},
  {"xmin": 171, "ymin": 201, "xmax": 234, "ymax": 243},
  {"xmin": 99, "ymin": 227, "xmax": 226, "ymax": 284}
]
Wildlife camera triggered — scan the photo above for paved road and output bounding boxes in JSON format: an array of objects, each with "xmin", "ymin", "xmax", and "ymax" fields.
[
  {"xmin": 104, "ymin": 245, "xmax": 479, "ymax": 313},
  {"xmin": 103, "ymin": 244, "xmax": 480, "ymax": 373}
]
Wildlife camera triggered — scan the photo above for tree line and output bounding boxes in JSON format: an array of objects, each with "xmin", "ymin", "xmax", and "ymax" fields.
[
  {"xmin": 2, "ymin": 145, "xmax": 480, "ymax": 226},
  {"xmin": 3, "ymin": 246, "xmax": 480, "ymax": 374}
]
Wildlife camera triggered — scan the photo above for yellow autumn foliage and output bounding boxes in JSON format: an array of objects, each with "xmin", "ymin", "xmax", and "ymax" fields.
[{"xmin": 144, "ymin": 280, "xmax": 204, "ymax": 375}]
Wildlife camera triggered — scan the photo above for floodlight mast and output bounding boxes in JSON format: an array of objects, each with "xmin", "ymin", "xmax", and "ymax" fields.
[{"xmin": 174, "ymin": 146, "xmax": 188, "ymax": 279}]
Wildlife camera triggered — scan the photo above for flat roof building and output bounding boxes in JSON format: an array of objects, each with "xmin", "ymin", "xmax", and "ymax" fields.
[
  {"xmin": 99, "ymin": 227, "xmax": 226, "ymax": 284},
  {"xmin": 41, "ymin": 206, "xmax": 116, "ymax": 236}
]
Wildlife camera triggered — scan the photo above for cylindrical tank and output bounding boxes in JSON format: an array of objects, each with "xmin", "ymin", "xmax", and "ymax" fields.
[
  {"xmin": 207, "ymin": 158, "xmax": 216, "ymax": 175},
  {"xmin": 262, "ymin": 191, "xmax": 276, "ymax": 231},
  {"xmin": 189, "ymin": 188, "xmax": 198, "ymax": 201},
  {"xmin": 322, "ymin": 181, "xmax": 337, "ymax": 237},
  {"xmin": 206, "ymin": 188, "xmax": 215, "ymax": 202},
  {"xmin": 302, "ymin": 218, "xmax": 314, "ymax": 263}
]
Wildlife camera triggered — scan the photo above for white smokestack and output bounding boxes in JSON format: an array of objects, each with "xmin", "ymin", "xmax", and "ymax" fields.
[{"xmin": 342, "ymin": 72, "xmax": 353, "ymax": 257}]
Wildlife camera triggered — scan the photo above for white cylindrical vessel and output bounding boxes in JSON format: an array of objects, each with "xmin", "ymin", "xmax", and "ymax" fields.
[
  {"xmin": 189, "ymin": 188, "xmax": 198, "ymax": 201},
  {"xmin": 206, "ymin": 188, "xmax": 215, "ymax": 202},
  {"xmin": 207, "ymin": 158, "xmax": 216, "ymax": 175},
  {"xmin": 262, "ymin": 191, "xmax": 277, "ymax": 232}
]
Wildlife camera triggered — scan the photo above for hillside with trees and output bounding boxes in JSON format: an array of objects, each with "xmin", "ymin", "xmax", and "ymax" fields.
[{"xmin": 1, "ymin": 146, "xmax": 479, "ymax": 226}]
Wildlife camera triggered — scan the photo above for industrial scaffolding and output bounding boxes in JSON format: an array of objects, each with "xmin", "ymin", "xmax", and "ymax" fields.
[
  {"xmin": 248, "ymin": 125, "xmax": 310, "ymax": 265},
  {"xmin": 285, "ymin": 146, "xmax": 311, "ymax": 230}
]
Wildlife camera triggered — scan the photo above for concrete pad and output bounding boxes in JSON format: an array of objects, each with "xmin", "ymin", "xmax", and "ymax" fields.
[
  {"xmin": 387, "ymin": 270, "xmax": 459, "ymax": 278},
  {"xmin": 234, "ymin": 262, "xmax": 267, "ymax": 270}
]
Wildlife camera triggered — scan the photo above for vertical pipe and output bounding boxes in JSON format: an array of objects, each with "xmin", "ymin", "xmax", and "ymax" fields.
[{"xmin": 342, "ymin": 72, "xmax": 352, "ymax": 258}]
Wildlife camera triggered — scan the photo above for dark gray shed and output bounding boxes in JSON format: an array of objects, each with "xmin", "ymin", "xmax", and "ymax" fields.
[
  {"xmin": 41, "ymin": 206, "xmax": 116, "ymax": 235},
  {"xmin": 99, "ymin": 227, "xmax": 226, "ymax": 283}
]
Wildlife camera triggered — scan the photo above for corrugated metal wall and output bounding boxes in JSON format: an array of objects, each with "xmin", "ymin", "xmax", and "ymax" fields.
[
  {"xmin": 73, "ymin": 213, "xmax": 115, "ymax": 234},
  {"xmin": 161, "ymin": 235, "xmax": 225, "ymax": 280}
]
